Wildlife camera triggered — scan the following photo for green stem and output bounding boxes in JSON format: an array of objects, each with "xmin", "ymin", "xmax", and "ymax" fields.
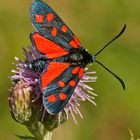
[
  {"xmin": 26, "ymin": 121, "xmax": 53, "ymax": 140},
  {"xmin": 43, "ymin": 131, "xmax": 52, "ymax": 140}
]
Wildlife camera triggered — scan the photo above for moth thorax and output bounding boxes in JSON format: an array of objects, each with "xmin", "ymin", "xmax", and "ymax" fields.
[
  {"xmin": 68, "ymin": 48, "xmax": 93, "ymax": 66},
  {"xmin": 70, "ymin": 53, "xmax": 84, "ymax": 61}
]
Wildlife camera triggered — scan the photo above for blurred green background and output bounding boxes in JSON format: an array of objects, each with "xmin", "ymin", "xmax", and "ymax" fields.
[{"xmin": 0, "ymin": 0, "xmax": 140, "ymax": 140}]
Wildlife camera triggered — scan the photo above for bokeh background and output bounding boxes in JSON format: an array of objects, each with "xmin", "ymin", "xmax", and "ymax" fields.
[{"xmin": 0, "ymin": 0, "xmax": 140, "ymax": 140}]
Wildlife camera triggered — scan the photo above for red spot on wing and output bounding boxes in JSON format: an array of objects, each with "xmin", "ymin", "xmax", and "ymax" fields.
[
  {"xmin": 35, "ymin": 14, "xmax": 44, "ymax": 23},
  {"xmin": 61, "ymin": 25, "xmax": 68, "ymax": 33},
  {"xmin": 58, "ymin": 80, "xmax": 65, "ymax": 88},
  {"xmin": 74, "ymin": 36, "xmax": 81, "ymax": 46},
  {"xmin": 48, "ymin": 95, "xmax": 57, "ymax": 102},
  {"xmin": 79, "ymin": 68, "xmax": 85, "ymax": 78},
  {"xmin": 70, "ymin": 36, "xmax": 81, "ymax": 48},
  {"xmin": 41, "ymin": 62, "xmax": 70, "ymax": 91},
  {"xmin": 59, "ymin": 93, "xmax": 67, "ymax": 100},
  {"xmin": 69, "ymin": 80, "xmax": 76, "ymax": 87},
  {"xmin": 32, "ymin": 33, "xmax": 69, "ymax": 59},
  {"xmin": 70, "ymin": 40, "xmax": 78, "ymax": 48},
  {"xmin": 51, "ymin": 27, "xmax": 57, "ymax": 36},
  {"xmin": 72, "ymin": 67, "xmax": 80, "ymax": 74},
  {"xmin": 47, "ymin": 13, "xmax": 54, "ymax": 22}
]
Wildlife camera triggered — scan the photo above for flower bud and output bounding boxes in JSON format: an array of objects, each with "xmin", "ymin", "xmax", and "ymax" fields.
[{"xmin": 9, "ymin": 81, "xmax": 34, "ymax": 124}]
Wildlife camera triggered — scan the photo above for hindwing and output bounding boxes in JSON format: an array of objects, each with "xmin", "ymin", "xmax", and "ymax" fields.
[{"xmin": 40, "ymin": 62, "xmax": 84, "ymax": 114}]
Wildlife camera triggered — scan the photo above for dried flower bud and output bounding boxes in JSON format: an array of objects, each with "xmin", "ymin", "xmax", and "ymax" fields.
[{"xmin": 9, "ymin": 81, "xmax": 34, "ymax": 124}]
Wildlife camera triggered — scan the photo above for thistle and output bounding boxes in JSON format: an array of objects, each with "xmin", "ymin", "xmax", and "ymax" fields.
[{"xmin": 9, "ymin": 46, "xmax": 97, "ymax": 139}]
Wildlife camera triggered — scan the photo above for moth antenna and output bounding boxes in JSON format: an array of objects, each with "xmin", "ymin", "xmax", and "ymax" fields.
[
  {"xmin": 95, "ymin": 24, "xmax": 126, "ymax": 56},
  {"xmin": 95, "ymin": 60, "xmax": 125, "ymax": 90}
]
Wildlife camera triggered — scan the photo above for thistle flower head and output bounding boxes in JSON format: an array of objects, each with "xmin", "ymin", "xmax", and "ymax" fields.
[
  {"xmin": 10, "ymin": 46, "xmax": 97, "ymax": 124},
  {"xmin": 9, "ymin": 45, "xmax": 97, "ymax": 138}
]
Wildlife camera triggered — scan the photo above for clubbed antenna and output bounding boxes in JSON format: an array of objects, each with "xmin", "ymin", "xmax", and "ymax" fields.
[
  {"xmin": 95, "ymin": 24, "xmax": 126, "ymax": 56},
  {"xmin": 94, "ymin": 25, "xmax": 126, "ymax": 90},
  {"xmin": 95, "ymin": 60, "xmax": 125, "ymax": 90}
]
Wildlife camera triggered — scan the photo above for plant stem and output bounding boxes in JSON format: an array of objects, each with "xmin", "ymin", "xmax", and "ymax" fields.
[{"xmin": 43, "ymin": 131, "xmax": 52, "ymax": 140}]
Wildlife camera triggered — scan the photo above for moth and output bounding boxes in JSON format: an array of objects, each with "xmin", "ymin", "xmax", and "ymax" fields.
[{"xmin": 29, "ymin": 0, "xmax": 126, "ymax": 114}]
